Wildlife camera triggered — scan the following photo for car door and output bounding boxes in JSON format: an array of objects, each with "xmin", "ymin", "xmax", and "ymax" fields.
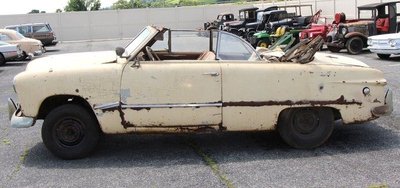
[{"xmin": 120, "ymin": 60, "xmax": 222, "ymax": 128}]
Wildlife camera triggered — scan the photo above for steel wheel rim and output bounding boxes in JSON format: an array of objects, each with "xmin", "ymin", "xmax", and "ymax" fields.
[
  {"xmin": 293, "ymin": 110, "xmax": 319, "ymax": 135},
  {"xmin": 259, "ymin": 42, "xmax": 268, "ymax": 48},
  {"xmin": 55, "ymin": 118, "xmax": 85, "ymax": 147}
]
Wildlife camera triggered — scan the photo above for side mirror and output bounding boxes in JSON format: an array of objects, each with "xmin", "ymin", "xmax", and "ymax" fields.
[{"xmin": 115, "ymin": 47, "xmax": 125, "ymax": 57}]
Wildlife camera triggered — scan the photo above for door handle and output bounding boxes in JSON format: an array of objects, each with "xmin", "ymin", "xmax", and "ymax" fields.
[{"xmin": 203, "ymin": 72, "xmax": 220, "ymax": 76}]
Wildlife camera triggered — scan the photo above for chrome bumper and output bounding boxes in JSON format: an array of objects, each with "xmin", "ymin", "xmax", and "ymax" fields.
[
  {"xmin": 8, "ymin": 98, "xmax": 35, "ymax": 128},
  {"xmin": 372, "ymin": 89, "xmax": 393, "ymax": 116}
]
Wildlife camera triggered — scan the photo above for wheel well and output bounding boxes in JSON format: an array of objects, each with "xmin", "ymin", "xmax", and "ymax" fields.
[
  {"xmin": 37, "ymin": 95, "xmax": 94, "ymax": 120},
  {"xmin": 278, "ymin": 107, "xmax": 342, "ymax": 123}
]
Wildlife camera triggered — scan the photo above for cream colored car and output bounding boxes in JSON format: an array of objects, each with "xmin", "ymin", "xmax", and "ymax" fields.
[
  {"xmin": 8, "ymin": 26, "xmax": 393, "ymax": 159},
  {"xmin": 0, "ymin": 29, "xmax": 44, "ymax": 60}
]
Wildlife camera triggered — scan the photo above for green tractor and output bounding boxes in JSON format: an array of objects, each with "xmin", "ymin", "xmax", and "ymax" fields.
[{"xmin": 250, "ymin": 26, "xmax": 302, "ymax": 50}]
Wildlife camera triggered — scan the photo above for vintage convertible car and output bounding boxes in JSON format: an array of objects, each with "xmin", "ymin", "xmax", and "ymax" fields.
[
  {"xmin": 8, "ymin": 26, "xmax": 393, "ymax": 159},
  {"xmin": 367, "ymin": 32, "xmax": 400, "ymax": 59}
]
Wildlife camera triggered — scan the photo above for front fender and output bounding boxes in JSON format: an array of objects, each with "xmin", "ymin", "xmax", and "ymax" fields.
[
  {"xmin": 345, "ymin": 32, "xmax": 368, "ymax": 40},
  {"xmin": 238, "ymin": 28, "xmax": 246, "ymax": 33}
]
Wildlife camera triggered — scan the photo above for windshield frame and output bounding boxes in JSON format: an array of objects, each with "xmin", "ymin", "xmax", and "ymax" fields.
[
  {"xmin": 124, "ymin": 27, "xmax": 151, "ymax": 58},
  {"xmin": 15, "ymin": 32, "xmax": 25, "ymax": 40}
]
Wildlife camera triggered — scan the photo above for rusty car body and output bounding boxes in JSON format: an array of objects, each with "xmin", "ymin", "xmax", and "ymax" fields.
[
  {"xmin": 8, "ymin": 26, "xmax": 393, "ymax": 159},
  {"xmin": 326, "ymin": 1, "xmax": 400, "ymax": 54}
]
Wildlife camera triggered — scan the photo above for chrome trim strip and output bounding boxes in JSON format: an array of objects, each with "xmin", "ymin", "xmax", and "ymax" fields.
[
  {"xmin": 94, "ymin": 102, "xmax": 222, "ymax": 110},
  {"xmin": 122, "ymin": 103, "xmax": 222, "ymax": 109},
  {"xmin": 93, "ymin": 102, "xmax": 120, "ymax": 110}
]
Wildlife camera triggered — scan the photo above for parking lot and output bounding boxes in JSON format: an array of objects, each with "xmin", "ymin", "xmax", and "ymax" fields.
[{"xmin": 0, "ymin": 40, "xmax": 399, "ymax": 187}]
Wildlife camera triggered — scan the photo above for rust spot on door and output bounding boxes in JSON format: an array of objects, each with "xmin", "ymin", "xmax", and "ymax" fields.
[{"xmin": 222, "ymin": 95, "xmax": 361, "ymax": 107}]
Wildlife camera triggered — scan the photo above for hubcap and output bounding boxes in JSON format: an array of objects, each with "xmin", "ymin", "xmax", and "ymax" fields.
[
  {"xmin": 259, "ymin": 42, "xmax": 268, "ymax": 48},
  {"xmin": 293, "ymin": 110, "xmax": 319, "ymax": 134},
  {"xmin": 55, "ymin": 119, "xmax": 84, "ymax": 146}
]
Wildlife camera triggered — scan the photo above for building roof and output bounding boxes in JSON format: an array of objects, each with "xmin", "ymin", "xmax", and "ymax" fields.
[{"xmin": 358, "ymin": 1, "xmax": 400, "ymax": 9}]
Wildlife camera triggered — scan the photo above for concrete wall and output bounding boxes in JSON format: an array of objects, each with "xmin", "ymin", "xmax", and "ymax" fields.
[
  {"xmin": 0, "ymin": 0, "xmax": 398, "ymax": 41},
  {"xmin": 0, "ymin": 4, "xmax": 253, "ymax": 41}
]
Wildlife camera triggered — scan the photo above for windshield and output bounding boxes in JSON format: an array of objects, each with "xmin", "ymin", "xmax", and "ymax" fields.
[
  {"xmin": 359, "ymin": 9, "xmax": 375, "ymax": 19},
  {"xmin": 15, "ymin": 32, "xmax": 25, "ymax": 39},
  {"xmin": 257, "ymin": 12, "xmax": 264, "ymax": 22},
  {"xmin": 124, "ymin": 28, "xmax": 151, "ymax": 56},
  {"xmin": 239, "ymin": 11, "xmax": 245, "ymax": 20}
]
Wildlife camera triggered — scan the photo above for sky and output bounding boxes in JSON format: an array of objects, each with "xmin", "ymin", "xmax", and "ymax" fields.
[{"xmin": 0, "ymin": 0, "xmax": 116, "ymax": 15}]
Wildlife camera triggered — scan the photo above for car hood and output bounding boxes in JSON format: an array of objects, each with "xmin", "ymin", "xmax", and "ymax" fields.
[
  {"xmin": 246, "ymin": 22, "xmax": 261, "ymax": 27},
  {"xmin": 26, "ymin": 51, "xmax": 118, "ymax": 72},
  {"xmin": 225, "ymin": 20, "xmax": 243, "ymax": 26},
  {"xmin": 369, "ymin": 33, "xmax": 400, "ymax": 40}
]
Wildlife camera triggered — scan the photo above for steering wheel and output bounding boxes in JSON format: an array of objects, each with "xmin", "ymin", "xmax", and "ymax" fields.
[{"xmin": 145, "ymin": 46, "xmax": 160, "ymax": 61}]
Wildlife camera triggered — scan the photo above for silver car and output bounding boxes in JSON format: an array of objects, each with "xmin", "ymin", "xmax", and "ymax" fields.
[{"xmin": 0, "ymin": 41, "xmax": 23, "ymax": 66}]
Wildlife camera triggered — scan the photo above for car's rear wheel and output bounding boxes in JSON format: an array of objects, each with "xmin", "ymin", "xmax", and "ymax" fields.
[
  {"xmin": 0, "ymin": 53, "xmax": 5, "ymax": 66},
  {"xmin": 346, "ymin": 37, "xmax": 364, "ymax": 55},
  {"xmin": 42, "ymin": 104, "xmax": 100, "ymax": 159},
  {"xmin": 377, "ymin": 53, "xmax": 391, "ymax": 60},
  {"xmin": 278, "ymin": 108, "xmax": 334, "ymax": 149}
]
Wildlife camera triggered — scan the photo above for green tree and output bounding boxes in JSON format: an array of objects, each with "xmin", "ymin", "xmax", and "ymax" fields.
[
  {"xmin": 131, "ymin": 0, "xmax": 145, "ymax": 8},
  {"xmin": 112, "ymin": 0, "xmax": 131, "ymax": 9},
  {"xmin": 112, "ymin": 0, "xmax": 145, "ymax": 9},
  {"xmin": 65, "ymin": 0, "xmax": 101, "ymax": 12}
]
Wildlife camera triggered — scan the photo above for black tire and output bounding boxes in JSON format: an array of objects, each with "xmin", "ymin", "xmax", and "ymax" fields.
[
  {"xmin": 246, "ymin": 31, "xmax": 256, "ymax": 42},
  {"xmin": 16, "ymin": 52, "xmax": 28, "ymax": 61},
  {"xmin": 42, "ymin": 104, "xmax": 101, "ymax": 159},
  {"xmin": 327, "ymin": 46, "xmax": 341, "ymax": 53},
  {"xmin": 257, "ymin": 39, "xmax": 271, "ymax": 48},
  {"xmin": 346, "ymin": 37, "xmax": 364, "ymax": 55},
  {"xmin": 0, "ymin": 53, "xmax": 5, "ymax": 66},
  {"xmin": 278, "ymin": 108, "xmax": 334, "ymax": 149},
  {"xmin": 377, "ymin": 54, "xmax": 391, "ymax": 60}
]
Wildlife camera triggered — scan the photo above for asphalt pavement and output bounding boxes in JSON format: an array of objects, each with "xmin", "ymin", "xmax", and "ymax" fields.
[{"xmin": 0, "ymin": 41, "xmax": 399, "ymax": 187}]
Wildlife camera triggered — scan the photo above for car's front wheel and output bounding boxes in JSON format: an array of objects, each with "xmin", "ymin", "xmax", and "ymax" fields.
[
  {"xmin": 278, "ymin": 108, "xmax": 334, "ymax": 149},
  {"xmin": 42, "ymin": 104, "xmax": 101, "ymax": 159},
  {"xmin": 16, "ymin": 52, "xmax": 28, "ymax": 61},
  {"xmin": 377, "ymin": 53, "xmax": 391, "ymax": 60},
  {"xmin": 346, "ymin": 37, "xmax": 364, "ymax": 54}
]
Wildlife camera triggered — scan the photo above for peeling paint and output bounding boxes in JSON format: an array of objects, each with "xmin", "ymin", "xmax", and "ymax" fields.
[
  {"xmin": 222, "ymin": 95, "xmax": 362, "ymax": 107},
  {"xmin": 120, "ymin": 89, "xmax": 131, "ymax": 104},
  {"xmin": 373, "ymin": 99, "xmax": 381, "ymax": 103}
]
